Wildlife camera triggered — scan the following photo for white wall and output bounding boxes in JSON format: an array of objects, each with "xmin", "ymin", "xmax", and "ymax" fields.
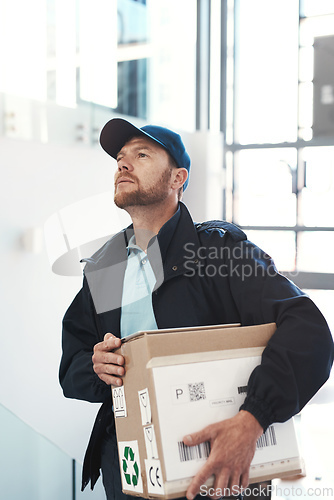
[{"xmin": 0, "ymin": 136, "xmax": 117, "ymax": 463}]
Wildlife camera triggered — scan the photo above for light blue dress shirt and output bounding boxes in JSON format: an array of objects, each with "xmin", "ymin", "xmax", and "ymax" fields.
[{"xmin": 120, "ymin": 235, "xmax": 158, "ymax": 338}]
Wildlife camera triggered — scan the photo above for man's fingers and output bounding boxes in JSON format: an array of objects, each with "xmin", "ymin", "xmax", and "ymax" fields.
[
  {"xmin": 103, "ymin": 332, "xmax": 122, "ymax": 347},
  {"xmin": 92, "ymin": 349, "xmax": 124, "ymax": 367},
  {"xmin": 97, "ymin": 371, "xmax": 123, "ymax": 387},
  {"xmin": 183, "ymin": 425, "xmax": 216, "ymax": 499},
  {"xmin": 102, "ymin": 333, "xmax": 122, "ymax": 349},
  {"xmin": 92, "ymin": 333, "xmax": 125, "ymax": 386},
  {"xmin": 185, "ymin": 462, "xmax": 213, "ymax": 500},
  {"xmin": 186, "ymin": 466, "xmax": 243, "ymax": 500},
  {"xmin": 213, "ymin": 470, "xmax": 233, "ymax": 499},
  {"xmin": 183, "ymin": 425, "xmax": 213, "ymax": 447},
  {"xmin": 184, "ymin": 415, "xmax": 259, "ymax": 500},
  {"xmin": 93, "ymin": 360, "xmax": 125, "ymax": 386},
  {"xmin": 227, "ymin": 472, "xmax": 242, "ymax": 494},
  {"xmin": 93, "ymin": 333, "xmax": 124, "ymax": 365},
  {"xmin": 93, "ymin": 333, "xmax": 122, "ymax": 352},
  {"xmin": 93, "ymin": 359, "xmax": 125, "ymax": 376},
  {"xmin": 104, "ymin": 332, "xmax": 113, "ymax": 341},
  {"xmin": 240, "ymin": 471, "xmax": 250, "ymax": 490}
]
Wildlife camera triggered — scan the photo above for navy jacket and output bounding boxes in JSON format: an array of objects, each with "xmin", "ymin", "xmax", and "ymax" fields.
[{"xmin": 59, "ymin": 202, "xmax": 333, "ymax": 491}]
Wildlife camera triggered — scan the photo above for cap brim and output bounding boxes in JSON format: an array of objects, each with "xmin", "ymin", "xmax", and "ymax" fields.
[{"xmin": 100, "ymin": 118, "xmax": 149, "ymax": 159}]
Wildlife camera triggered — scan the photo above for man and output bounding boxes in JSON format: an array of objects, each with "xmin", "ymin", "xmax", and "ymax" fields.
[{"xmin": 60, "ymin": 118, "xmax": 333, "ymax": 500}]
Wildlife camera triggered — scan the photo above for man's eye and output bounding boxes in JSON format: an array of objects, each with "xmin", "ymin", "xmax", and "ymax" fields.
[{"xmin": 138, "ymin": 152, "xmax": 147, "ymax": 158}]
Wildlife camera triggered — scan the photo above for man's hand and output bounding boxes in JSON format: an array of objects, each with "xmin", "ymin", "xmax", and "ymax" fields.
[
  {"xmin": 92, "ymin": 333, "xmax": 125, "ymax": 386},
  {"xmin": 184, "ymin": 410, "xmax": 263, "ymax": 499}
]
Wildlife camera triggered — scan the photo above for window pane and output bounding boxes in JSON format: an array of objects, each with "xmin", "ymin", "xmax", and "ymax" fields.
[
  {"xmin": 148, "ymin": 0, "xmax": 196, "ymax": 131},
  {"xmin": 114, "ymin": 59, "xmax": 147, "ymax": 119},
  {"xmin": 300, "ymin": 14, "xmax": 334, "ymax": 47},
  {"xmin": 234, "ymin": 0, "xmax": 299, "ymax": 144},
  {"xmin": 117, "ymin": 0, "xmax": 148, "ymax": 45},
  {"xmin": 300, "ymin": 0, "xmax": 334, "ymax": 18},
  {"xmin": 247, "ymin": 230, "xmax": 296, "ymax": 272},
  {"xmin": 79, "ymin": 0, "xmax": 117, "ymax": 108},
  {"xmin": 0, "ymin": 0, "xmax": 47, "ymax": 101},
  {"xmin": 115, "ymin": 0, "xmax": 197, "ymax": 128},
  {"xmin": 297, "ymin": 232, "xmax": 334, "ymax": 273},
  {"xmin": 234, "ymin": 148, "xmax": 297, "ymax": 226},
  {"xmin": 300, "ymin": 147, "xmax": 334, "ymax": 227}
]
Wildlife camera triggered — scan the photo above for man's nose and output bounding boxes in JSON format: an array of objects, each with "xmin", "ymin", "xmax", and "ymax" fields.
[{"xmin": 117, "ymin": 158, "xmax": 133, "ymax": 172}]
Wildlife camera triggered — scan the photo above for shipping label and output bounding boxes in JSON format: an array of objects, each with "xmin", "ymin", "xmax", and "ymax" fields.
[{"xmin": 152, "ymin": 355, "xmax": 300, "ymax": 482}]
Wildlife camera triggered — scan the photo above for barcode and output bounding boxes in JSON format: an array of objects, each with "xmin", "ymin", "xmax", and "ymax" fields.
[
  {"xmin": 257, "ymin": 425, "xmax": 277, "ymax": 449},
  {"xmin": 178, "ymin": 441, "xmax": 210, "ymax": 462},
  {"xmin": 238, "ymin": 385, "xmax": 248, "ymax": 394},
  {"xmin": 188, "ymin": 382, "xmax": 206, "ymax": 402}
]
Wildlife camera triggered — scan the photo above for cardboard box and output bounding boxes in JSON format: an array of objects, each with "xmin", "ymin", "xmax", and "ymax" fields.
[{"xmin": 112, "ymin": 323, "xmax": 302, "ymax": 499}]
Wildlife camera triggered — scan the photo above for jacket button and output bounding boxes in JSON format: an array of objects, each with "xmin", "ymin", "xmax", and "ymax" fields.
[{"xmin": 172, "ymin": 265, "xmax": 178, "ymax": 271}]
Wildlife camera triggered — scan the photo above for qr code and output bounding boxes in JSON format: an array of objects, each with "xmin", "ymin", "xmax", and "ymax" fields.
[{"xmin": 188, "ymin": 382, "xmax": 206, "ymax": 402}]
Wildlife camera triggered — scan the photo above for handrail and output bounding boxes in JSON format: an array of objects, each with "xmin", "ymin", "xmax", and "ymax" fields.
[{"xmin": 0, "ymin": 403, "xmax": 106, "ymax": 499}]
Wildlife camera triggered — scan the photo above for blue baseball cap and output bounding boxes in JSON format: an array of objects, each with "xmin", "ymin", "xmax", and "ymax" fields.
[{"xmin": 100, "ymin": 118, "xmax": 191, "ymax": 190}]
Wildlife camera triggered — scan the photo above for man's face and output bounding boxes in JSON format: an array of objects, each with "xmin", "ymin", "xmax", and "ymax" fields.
[{"xmin": 114, "ymin": 136, "xmax": 174, "ymax": 209}]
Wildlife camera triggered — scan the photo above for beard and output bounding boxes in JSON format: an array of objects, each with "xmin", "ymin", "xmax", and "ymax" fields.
[{"xmin": 114, "ymin": 167, "xmax": 172, "ymax": 209}]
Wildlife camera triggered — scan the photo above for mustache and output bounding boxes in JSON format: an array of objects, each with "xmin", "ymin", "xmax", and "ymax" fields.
[{"xmin": 114, "ymin": 173, "xmax": 137, "ymax": 186}]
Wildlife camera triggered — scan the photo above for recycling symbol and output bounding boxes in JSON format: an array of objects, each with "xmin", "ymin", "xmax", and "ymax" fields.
[{"xmin": 122, "ymin": 446, "xmax": 139, "ymax": 487}]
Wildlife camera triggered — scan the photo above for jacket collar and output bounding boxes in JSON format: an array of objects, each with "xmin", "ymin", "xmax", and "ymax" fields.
[
  {"xmin": 83, "ymin": 202, "xmax": 202, "ymax": 278},
  {"xmin": 159, "ymin": 202, "xmax": 203, "ymax": 281},
  {"xmin": 82, "ymin": 202, "xmax": 202, "ymax": 315}
]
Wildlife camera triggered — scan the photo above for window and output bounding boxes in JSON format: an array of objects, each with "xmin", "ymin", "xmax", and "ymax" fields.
[
  {"xmin": 233, "ymin": 0, "xmax": 299, "ymax": 145},
  {"xmin": 224, "ymin": 0, "xmax": 334, "ymax": 332},
  {"xmin": 0, "ymin": 0, "xmax": 196, "ymax": 135},
  {"xmin": 233, "ymin": 148, "xmax": 297, "ymax": 227}
]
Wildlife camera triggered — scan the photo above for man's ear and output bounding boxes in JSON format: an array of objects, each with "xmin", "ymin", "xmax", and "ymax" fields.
[{"xmin": 172, "ymin": 168, "xmax": 188, "ymax": 191}]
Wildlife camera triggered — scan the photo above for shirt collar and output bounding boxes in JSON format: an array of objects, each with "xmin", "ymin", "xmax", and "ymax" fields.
[{"xmin": 126, "ymin": 234, "xmax": 146, "ymax": 257}]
